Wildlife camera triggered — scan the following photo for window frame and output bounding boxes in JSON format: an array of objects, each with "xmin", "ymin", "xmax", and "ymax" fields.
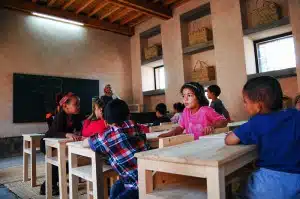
[
  {"xmin": 253, "ymin": 32, "xmax": 295, "ymax": 74},
  {"xmin": 153, "ymin": 65, "xmax": 165, "ymax": 90}
]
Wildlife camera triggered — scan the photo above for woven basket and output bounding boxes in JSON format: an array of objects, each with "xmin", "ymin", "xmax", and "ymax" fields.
[
  {"xmin": 191, "ymin": 61, "xmax": 215, "ymax": 82},
  {"xmin": 144, "ymin": 44, "xmax": 162, "ymax": 60},
  {"xmin": 188, "ymin": 23, "xmax": 213, "ymax": 46},
  {"xmin": 252, "ymin": 0, "xmax": 281, "ymax": 27}
]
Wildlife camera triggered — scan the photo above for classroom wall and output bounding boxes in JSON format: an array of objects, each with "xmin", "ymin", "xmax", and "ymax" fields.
[
  {"xmin": 131, "ymin": 0, "xmax": 300, "ymax": 121},
  {"xmin": 143, "ymin": 95, "xmax": 166, "ymax": 112},
  {"xmin": 0, "ymin": 9, "xmax": 132, "ymax": 137}
]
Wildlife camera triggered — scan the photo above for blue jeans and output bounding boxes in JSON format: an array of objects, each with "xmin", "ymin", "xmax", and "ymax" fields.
[
  {"xmin": 110, "ymin": 180, "xmax": 139, "ymax": 199},
  {"xmin": 238, "ymin": 168, "xmax": 300, "ymax": 199}
]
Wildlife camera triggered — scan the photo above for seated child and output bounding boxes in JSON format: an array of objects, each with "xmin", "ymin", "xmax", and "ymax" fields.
[
  {"xmin": 225, "ymin": 76, "xmax": 300, "ymax": 199},
  {"xmin": 159, "ymin": 82, "xmax": 228, "ymax": 140},
  {"xmin": 152, "ymin": 103, "xmax": 171, "ymax": 126},
  {"xmin": 295, "ymin": 94, "xmax": 300, "ymax": 111},
  {"xmin": 171, "ymin": 102, "xmax": 185, "ymax": 123},
  {"xmin": 207, "ymin": 85, "xmax": 230, "ymax": 120},
  {"xmin": 83, "ymin": 99, "xmax": 148, "ymax": 199},
  {"xmin": 40, "ymin": 92, "xmax": 83, "ymax": 195},
  {"xmin": 82, "ymin": 97, "xmax": 107, "ymax": 137}
]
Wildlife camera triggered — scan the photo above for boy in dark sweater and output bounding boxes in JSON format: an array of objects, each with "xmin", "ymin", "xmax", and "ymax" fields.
[
  {"xmin": 207, "ymin": 85, "xmax": 230, "ymax": 120},
  {"xmin": 152, "ymin": 103, "xmax": 171, "ymax": 126}
]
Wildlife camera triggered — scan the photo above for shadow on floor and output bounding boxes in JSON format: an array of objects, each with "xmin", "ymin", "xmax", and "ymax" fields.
[{"xmin": 0, "ymin": 184, "xmax": 21, "ymax": 199}]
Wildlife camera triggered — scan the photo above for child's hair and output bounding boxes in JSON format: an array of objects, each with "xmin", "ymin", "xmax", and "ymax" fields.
[
  {"xmin": 156, "ymin": 103, "xmax": 167, "ymax": 115},
  {"xmin": 104, "ymin": 99, "xmax": 130, "ymax": 125},
  {"xmin": 294, "ymin": 95, "xmax": 300, "ymax": 106},
  {"xmin": 91, "ymin": 97, "xmax": 105, "ymax": 120},
  {"xmin": 173, "ymin": 102, "xmax": 185, "ymax": 113},
  {"xmin": 207, "ymin": 85, "xmax": 221, "ymax": 97},
  {"xmin": 243, "ymin": 76, "xmax": 283, "ymax": 111},
  {"xmin": 180, "ymin": 82, "xmax": 209, "ymax": 106}
]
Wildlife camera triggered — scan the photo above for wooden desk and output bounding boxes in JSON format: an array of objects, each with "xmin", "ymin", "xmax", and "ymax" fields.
[
  {"xmin": 146, "ymin": 131, "xmax": 170, "ymax": 149},
  {"xmin": 44, "ymin": 138, "xmax": 72, "ymax": 199},
  {"xmin": 22, "ymin": 133, "xmax": 44, "ymax": 187},
  {"xmin": 67, "ymin": 141, "xmax": 117, "ymax": 199},
  {"xmin": 136, "ymin": 138, "xmax": 257, "ymax": 199},
  {"xmin": 228, "ymin": 121, "xmax": 247, "ymax": 131}
]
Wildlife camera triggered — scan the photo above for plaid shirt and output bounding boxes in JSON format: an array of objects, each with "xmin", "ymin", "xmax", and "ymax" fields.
[{"xmin": 88, "ymin": 120, "xmax": 148, "ymax": 190}]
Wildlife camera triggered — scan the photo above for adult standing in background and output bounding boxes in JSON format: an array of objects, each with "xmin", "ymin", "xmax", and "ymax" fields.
[{"xmin": 100, "ymin": 84, "xmax": 119, "ymax": 106}]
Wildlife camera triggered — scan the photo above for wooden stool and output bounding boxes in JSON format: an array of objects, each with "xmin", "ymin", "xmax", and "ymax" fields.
[
  {"xmin": 44, "ymin": 138, "xmax": 72, "ymax": 199},
  {"xmin": 67, "ymin": 141, "xmax": 119, "ymax": 199},
  {"xmin": 22, "ymin": 133, "xmax": 44, "ymax": 187}
]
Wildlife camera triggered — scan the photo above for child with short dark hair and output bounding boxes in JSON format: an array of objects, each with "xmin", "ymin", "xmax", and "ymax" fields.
[
  {"xmin": 295, "ymin": 94, "xmax": 300, "ymax": 111},
  {"xmin": 83, "ymin": 99, "xmax": 148, "ymax": 199},
  {"xmin": 152, "ymin": 103, "xmax": 171, "ymax": 126},
  {"xmin": 207, "ymin": 85, "xmax": 230, "ymax": 120},
  {"xmin": 225, "ymin": 76, "xmax": 300, "ymax": 199},
  {"xmin": 159, "ymin": 82, "xmax": 228, "ymax": 140},
  {"xmin": 171, "ymin": 102, "xmax": 185, "ymax": 123},
  {"xmin": 82, "ymin": 97, "xmax": 107, "ymax": 137}
]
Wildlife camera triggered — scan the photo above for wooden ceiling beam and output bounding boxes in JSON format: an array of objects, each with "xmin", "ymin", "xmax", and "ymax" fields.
[
  {"xmin": 120, "ymin": 12, "xmax": 142, "ymax": 25},
  {"xmin": 129, "ymin": 15, "xmax": 150, "ymax": 27},
  {"xmin": 99, "ymin": 6, "xmax": 120, "ymax": 20},
  {"xmin": 88, "ymin": 1, "xmax": 109, "ymax": 17},
  {"xmin": 164, "ymin": 0, "xmax": 178, "ymax": 5},
  {"xmin": 104, "ymin": 0, "xmax": 172, "ymax": 20},
  {"xmin": 2, "ymin": 0, "xmax": 134, "ymax": 36},
  {"xmin": 76, "ymin": 0, "xmax": 94, "ymax": 14},
  {"xmin": 109, "ymin": 7, "xmax": 131, "ymax": 23},
  {"xmin": 172, "ymin": 0, "xmax": 191, "ymax": 8},
  {"xmin": 47, "ymin": 0, "xmax": 57, "ymax": 7},
  {"xmin": 62, "ymin": 0, "xmax": 76, "ymax": 10}
]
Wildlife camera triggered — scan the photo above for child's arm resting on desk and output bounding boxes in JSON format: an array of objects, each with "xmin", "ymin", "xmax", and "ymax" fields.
[
  {"xmin": 225, "ymin": 120, "xmax": 258, "ymax": 145},
  {"xmin": 158, "ymin": 126, "xmax": 184, "ymax": 138},
  {"xmin": 225, "ymin": 132, "xmax": 240, "ymax": 145}
]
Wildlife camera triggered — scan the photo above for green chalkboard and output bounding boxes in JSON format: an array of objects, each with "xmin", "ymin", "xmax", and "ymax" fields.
[{"xmin": 13, "ymin": 73, "xmax": 99, "ymax": 123}]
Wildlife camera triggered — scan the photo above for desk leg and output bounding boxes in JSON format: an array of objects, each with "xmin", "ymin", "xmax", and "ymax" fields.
[
  {"xmin": 58, "ymin": 145, "xmax": 68, "ymax": 199},
  {"xmin": 92, "ymin": 153, "xmax": 104, "ymax": 199},
  {"xmin": 207, "ymin": 166, "xmax": 226, "ymax": 199},
  {"xmin": 69, "ymin": 152, "xmax": 79, "ymax": 199},
  {"xmin": 23, "ymin": 140, "xmax": 29, "ymax": 182},
  {"xmin": 137, "ymin": 159, "xmax": 153, "ymax": 198},
  {"xmin": 87, "ymin": 181, "xmax": 93, "ymax": 199},
  {"xmin": 30, "ymin": 139, "xmax": 37, "ymax": 187},
  {"xmin": 46, "ymin": 146, "xmax": 53, "ymax": 199}
]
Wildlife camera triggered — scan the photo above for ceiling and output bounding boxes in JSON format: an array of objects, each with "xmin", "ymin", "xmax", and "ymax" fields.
[{"xmin": 1, "ymin": 0, "xmax": 192, "ymax": 36}]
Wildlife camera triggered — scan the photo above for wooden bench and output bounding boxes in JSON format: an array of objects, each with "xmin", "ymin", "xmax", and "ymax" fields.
[
  {"xmin": 67, "ymin": 141, "xmax": 119, "ymax": 199},
  {"xmin": 44, "ymin": 138, "xmax": 72, "ymax": 199},
  {"xmin": 22, "ymin": 133, "xmax": 44, "ymax": 187},
  {"xmin": 158, "ymin": 134, "xmax": 194, "ymax": 148}
]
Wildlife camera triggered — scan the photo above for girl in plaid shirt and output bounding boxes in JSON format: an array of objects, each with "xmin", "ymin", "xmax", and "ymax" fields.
[{"xmin": 83, "ymin": 99, "xmax": 148, "ymax": 199}]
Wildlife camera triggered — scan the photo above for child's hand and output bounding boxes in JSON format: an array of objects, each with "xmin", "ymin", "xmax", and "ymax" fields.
[
  {"xmin": 203, "ymin": 126, "xmax": 214, "ymax": 135},
  {"xmin": 66, "ymin": 133, "xmax": 82, "ymax": 141}
]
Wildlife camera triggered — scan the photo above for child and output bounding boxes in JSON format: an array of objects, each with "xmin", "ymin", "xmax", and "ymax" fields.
[
  {"xmin": 225, "ymin": 76, "xmax": 300, "ymax": 199},
  {"xmin": 40, "ymin": 92, "xmax": 83, "ymax": 195},
  {"xmin": 171, "ymin": 102, "xmax": 185, "ymax": 123},
  {"xmin": 295, "ymin": 94, "xmax": 300, "ymax": 111},
  {"xmin": 207, "ymin": 85, "xmax": 230, "ymax": 120},
  {"xmin": 159, "ymin": 82, "xmax": 228, "ymax": 140},
  {"xmin": 82, "ymin": 97, "xmax": 107, "ymax": 137},
  {"xmin": 152, "ymin": 103, "xmax": 171, "ymax": 126},
  {"xmin": 83, "ymin": 99, "xmax": 148, "ymax": 199}
]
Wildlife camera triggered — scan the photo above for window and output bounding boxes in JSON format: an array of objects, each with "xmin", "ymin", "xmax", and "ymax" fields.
[
  {"xmin": 255, "ymin": 33, "xmax": 296, "ymax": 73},
  {"xmin": 154, "ymin": 66, "xmax": 165, "ymax": 90}
]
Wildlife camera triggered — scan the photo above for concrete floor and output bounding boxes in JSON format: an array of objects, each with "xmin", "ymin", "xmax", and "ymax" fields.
[
  {"xmin": 0, "ymin": 153, "xmax": 45, "ymax": 198},
  {"xmin": 0, "ymin": 185, "xmax": 20, "ymax": 199},
  {"xmin": 0, "ymin": 152, "xmax": 44, "ymax": 170}
]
